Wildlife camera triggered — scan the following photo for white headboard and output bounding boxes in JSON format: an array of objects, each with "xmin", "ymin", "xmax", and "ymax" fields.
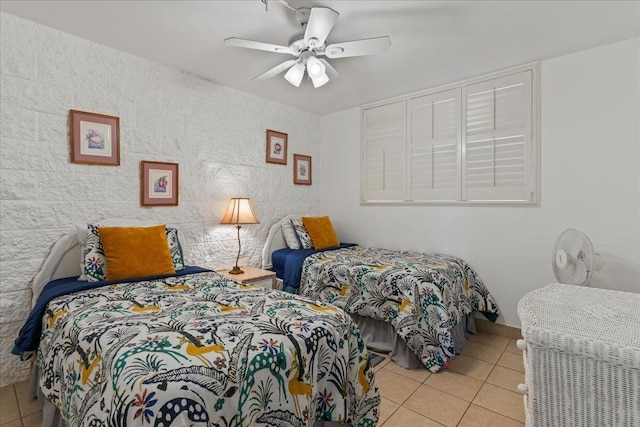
[
  {"xmin": 31, "ymin": 231, "xmax": 81, "ymax": 307},
  {"xmin": 261, "ymin": 219, "xmax": 288, "ymax": 270}
]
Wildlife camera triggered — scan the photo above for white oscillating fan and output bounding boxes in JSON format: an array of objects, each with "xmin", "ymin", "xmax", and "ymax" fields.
[{"xmin": 552, "ymin": 228, "xmax": 604, "ymax": 286}]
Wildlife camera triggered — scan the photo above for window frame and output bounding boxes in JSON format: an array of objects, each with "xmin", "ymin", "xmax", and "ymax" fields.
[{"xmin": 361, "ymin": 62, "xmax": 540, "ymax": 206}]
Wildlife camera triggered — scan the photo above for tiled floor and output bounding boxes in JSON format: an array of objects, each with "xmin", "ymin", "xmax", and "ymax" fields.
[
  {"xmin": 0, "ymin": 378, "xmax": 42, "ymax": 427},
  {"xmin": 0, "ymin": 331, "xmax": 524, "ymax": 427},
  {"xmin": 372, "ymin": 331, "xmax": 525, "ymax": 426}
]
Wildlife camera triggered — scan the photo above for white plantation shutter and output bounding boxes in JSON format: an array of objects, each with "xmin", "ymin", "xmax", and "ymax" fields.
[
  {"xmin": 361, "ymin": 64, "xmax": 538, "ymax": 205},
  {"xmin": 464, "ymin": 71, "xmax": 533, "ymax": 202},
  {"xmin": 362, "ymin": 101, "xmax": 406, "ymax": 201},
  {"xmin": 408, "ymin": 89, "xmax": 460, "ymax": 201}
]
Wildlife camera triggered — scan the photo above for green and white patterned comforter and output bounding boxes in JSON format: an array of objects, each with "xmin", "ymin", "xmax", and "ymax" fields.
[
  {"xmin": 298, "ymin": 247, "xmax": 499, "ymax": 372},
  {"xmin": 38, "ymin": 271, "xmax": 379, "ymax": 427}
]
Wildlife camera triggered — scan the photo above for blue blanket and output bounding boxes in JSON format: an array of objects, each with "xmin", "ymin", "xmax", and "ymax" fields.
[
  {"xmin": 272, "ymin": 243, "xmax": 356, "ymax": 293},
  {"xmin": 12, "ymin": 265, "xmax": 210, "ymax": 359}
]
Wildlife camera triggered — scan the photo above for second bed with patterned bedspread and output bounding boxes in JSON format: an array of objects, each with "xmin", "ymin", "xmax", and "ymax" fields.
[{"xmin": 298, "ymin": 246, "xmax": 499, "ymax": 372}]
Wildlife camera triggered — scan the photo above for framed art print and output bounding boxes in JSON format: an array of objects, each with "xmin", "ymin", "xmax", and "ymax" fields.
[
  {"xmin": 266, "ymin": 129, "xmax": 288, "ymax": 165},
  {"xmin": 293, "ymin": 154, "xmax": 312, "ymax": 185},
  {"xmin": 70, "ymin": 110, "xmax": 120, "ymax": 166},
  {"xmin": 141, "ymin": 161, "xmax": 179, "ymax": 206}
]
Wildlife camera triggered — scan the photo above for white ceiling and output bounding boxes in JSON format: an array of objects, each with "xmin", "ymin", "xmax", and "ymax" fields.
[{"xmin": 1, "ymin": 1, "xmax": 639, "ymax": 115}]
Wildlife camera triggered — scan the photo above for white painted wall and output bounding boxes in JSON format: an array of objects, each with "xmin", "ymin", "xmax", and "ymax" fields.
[
  {"xmin": 0, "ymin": 12, "xmax": 321, "ymax": 386},
  {"xmin": 321, "ymin": 37, "xmax": 640, "ymax": 328}
]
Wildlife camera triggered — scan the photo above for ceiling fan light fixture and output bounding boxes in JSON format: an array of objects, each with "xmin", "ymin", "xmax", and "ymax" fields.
[
  {"xmin": 226, "ymin": 6, "xmax": 390, "ymax": 88},
  {"xmin": 311, "ymin": 72, "xmax": 329, "ymax": 88},
  {"xmin": 284, "ymin": 62, "xmax": 305, "ymax": 87},
  {"xmin": 306, "ymin": 56, "xmax": 326, "ymax": 79}
]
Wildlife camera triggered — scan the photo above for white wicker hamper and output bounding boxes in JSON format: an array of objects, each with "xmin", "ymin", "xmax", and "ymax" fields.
[{"xmin": 517, "ymin": 283, "xmax": 640, "ymax": 427}]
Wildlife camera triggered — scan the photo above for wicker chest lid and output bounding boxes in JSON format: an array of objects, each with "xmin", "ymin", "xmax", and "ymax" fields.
[{"xmin": 517, "ymin": 283, "xmax": 640, "ymax": 350}]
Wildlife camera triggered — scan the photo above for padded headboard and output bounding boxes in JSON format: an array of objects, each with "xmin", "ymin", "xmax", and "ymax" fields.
[{"xmin": 30, "ymin": 218, "xmax": 163, "ymax": 307}]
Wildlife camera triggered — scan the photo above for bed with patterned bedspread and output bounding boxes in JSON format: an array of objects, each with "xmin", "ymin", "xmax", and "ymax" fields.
[
  {"xmin": 35, "ymin": 271, "xmax": 380, "ymax": 427},
  {"xmin": 298, "ymin": 247, "xmax": 499, "ymax": 373}
]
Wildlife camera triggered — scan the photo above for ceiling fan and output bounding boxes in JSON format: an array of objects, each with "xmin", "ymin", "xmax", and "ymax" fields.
[{"xmin": 224, "ymin": 4, "xmax": 391, "ymax": 88}]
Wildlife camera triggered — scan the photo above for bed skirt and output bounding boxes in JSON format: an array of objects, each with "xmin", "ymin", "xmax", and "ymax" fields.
[{"xmin": 352, "ymin": 313, "xmax": 476, "ymax": 369}]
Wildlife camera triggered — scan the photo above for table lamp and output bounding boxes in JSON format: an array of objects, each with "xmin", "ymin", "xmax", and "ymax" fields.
[{"xmin": 220, "ymin": 197, "xmax": 259, "ymax": 274}]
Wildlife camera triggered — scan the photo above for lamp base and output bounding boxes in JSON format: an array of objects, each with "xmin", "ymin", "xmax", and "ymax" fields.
[{"xmin": 228, "ymin": 266, "xmax": 244, "ymax": 275}]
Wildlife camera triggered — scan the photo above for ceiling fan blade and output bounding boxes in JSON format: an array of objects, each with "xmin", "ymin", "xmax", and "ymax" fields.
[
  {"xmin": 325, "ymin": 36, "xmax": 391, "ymax": 59},
  {"xmin": 253, "ymin": 59, "xmax": 298, "ymax": 81},
  {"xmin": 304, "ymin": 7, "xmax": 339, "ymax": 48},
  {"xmin": 225, "ymin": 37, "xmax": 293, "ymax": 55},
  {"xmin": 319, "ymin": 58, "xmax": 340, "ymax": 80}
]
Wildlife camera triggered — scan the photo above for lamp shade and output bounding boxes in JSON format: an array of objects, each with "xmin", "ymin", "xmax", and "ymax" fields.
[
  {"xmin": 220, "ymin": 198, "xmax": 259, "ymax": 225},
  {"xmin": 306, "ymin": 57, "xmax": 326, "ymax": 79},
  {"xmin": 285, "ymin": 62, "xmax": 306, "ymax": 87},
  {"xmin": 311, "ymin": 72, "xmax": 330, "ymax": 88}
]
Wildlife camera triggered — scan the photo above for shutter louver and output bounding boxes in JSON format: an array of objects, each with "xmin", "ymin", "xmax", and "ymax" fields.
[
  {"xmin": 409, "ymin": 89, "xmax": 460, "ymax": 201},
  {"xmin": 363, "ymin": 101, "xmax": 406, "ymax": 201},
  {"xmin": 361, "ymin": 64, "xmax": 537, "ymax": 205},
  {"xmin": 465, "ymin": 71, "xmax": 532, "ymax": 201}
]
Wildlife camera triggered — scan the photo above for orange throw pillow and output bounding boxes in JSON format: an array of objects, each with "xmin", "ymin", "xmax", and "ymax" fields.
[
  {"xmin": 302, "ymin": 216, "xmax": 340, "ymax": 249},
  {"xmin": 98, "ymin": 225, "xmax": 175, "ymax": 281}
]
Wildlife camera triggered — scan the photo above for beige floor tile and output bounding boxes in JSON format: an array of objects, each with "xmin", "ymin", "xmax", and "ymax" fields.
[
  {"xmin": 458, "ymin": 404, "xmax": 525, "ymax": 427},
  {"xmin": 460, "ymin": 341, "xmax": 504, "ymax": 364},
  {"xmin": 21, "ymin": 410, "xmax": 42, "ymax": 427},
  {"xmin": 466, "ymin": 331, "xmax": 510, "ymax": 351},
  {"xmin": 486, "ymin": 365, "xmax": 525, "ymax": 393},
  {"xmin": 496, "ymin": 351, "xmax": 524, "ymax": 373},
  {"xmin": 383, "ymin": 361, "xmax": 431, "ymax": 383},
  {"xmin": 12, "ymin": 381, "xmax": 30, "ymax": 396},
  {"xmin": 403, "ymin": 385, "xmax": 469, "ymax": 427},
  {"xmin": 16, "ymin": 392, "xmax": 40, "ymax": 418},
  {"xmin": 378, "ymin": 396, "xmax": 400, "ymax": 425},
  {"xmin": 374, "ymin": 368, "xmax": 422, "ymax": 404},
  {"xmin": 447, "ymin": 354, "xmax": 494, "ymax": 381},
  {"xmin": 424, "ymin": 370, "xmax": 483, "ymax": 402},
  {"xmin": 0, "ymin": 386, "xmax": 20, "ymax": 424},
  {"xmin": 382, "ymin": 406, "xmax": 445, "ymax": 427},
  {"xmin": 473, "ymin": 383, "xmax": 525, "ymax": 423},
  {"xmin": 504, "ymin": 339, "xmax": 522, "ymax": 354},
  {"xmin": 0, "ymin": 420, "xmax": 22, "ymax": 427}
]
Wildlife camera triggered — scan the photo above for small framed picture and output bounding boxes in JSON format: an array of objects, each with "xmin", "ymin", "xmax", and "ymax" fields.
[
  {"xmin": 70, "ymin": 110, "xmax": 120, "ymax": 166},
  {"xmin": 266, "ymin": 129, "xmax": 288, "ymax": 165},
  {"xmin": 141, "ymin": 161, "xmax": 179, "ymax": 206},
  {"xmin": 293, "ymin": 154, "xmax": 312, "ymax": 185}
]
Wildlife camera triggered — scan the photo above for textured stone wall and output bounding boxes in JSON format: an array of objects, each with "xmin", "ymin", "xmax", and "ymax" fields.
[{"xmin": 0, "ymin": 12, "xmax": 321, "ymax": 386}]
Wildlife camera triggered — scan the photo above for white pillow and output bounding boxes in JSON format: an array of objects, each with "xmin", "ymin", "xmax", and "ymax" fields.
[
  {"xmin": 281, "ymin": 215, "xmax": 302, "ymax": 249},
  {"xmin": 290, "ymin": 217, "xmax": 313, "ymax": 249}
]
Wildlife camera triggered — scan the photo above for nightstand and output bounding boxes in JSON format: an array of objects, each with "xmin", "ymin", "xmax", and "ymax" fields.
[{"xmin": 216, "ymin": 266, "xmax": 276, "ymax": 290}]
